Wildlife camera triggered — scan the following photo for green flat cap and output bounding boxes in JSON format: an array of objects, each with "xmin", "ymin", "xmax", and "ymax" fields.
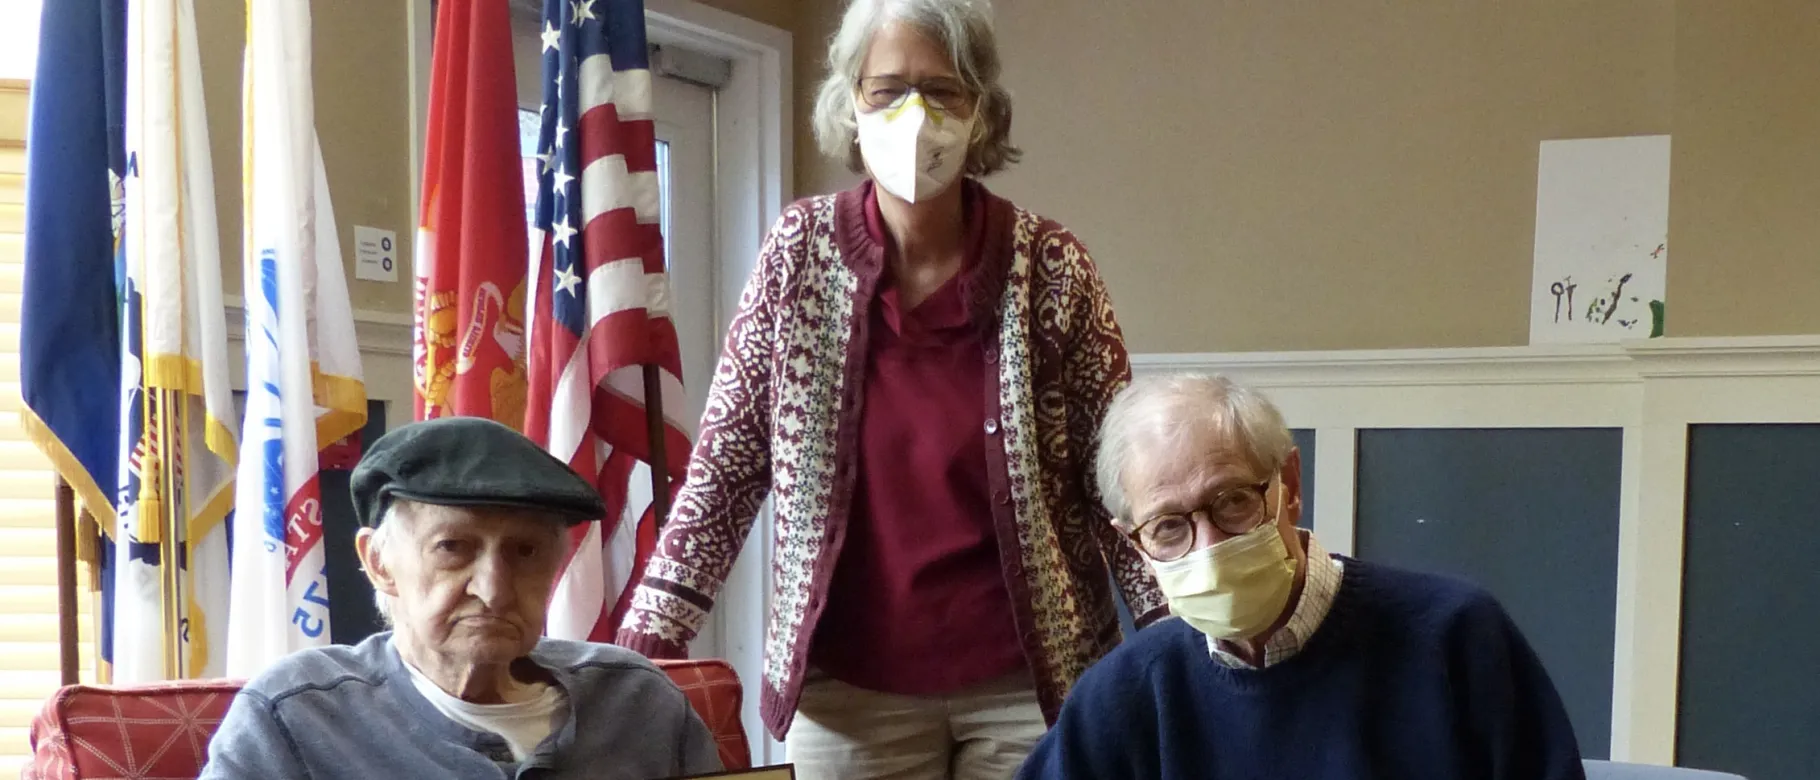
[{"xmin": 350, "ymin": 417, "xmax": 605, "ymax": 528}]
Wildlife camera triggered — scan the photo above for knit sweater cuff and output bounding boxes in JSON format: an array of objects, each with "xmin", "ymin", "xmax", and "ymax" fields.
[
  {"xmin": 1133, "ymin": 605, "xmax": 1171, "ymax": 630},
  {"xmin": 615, "ymin": 629, "xmax": 688, "ymax": 660}
]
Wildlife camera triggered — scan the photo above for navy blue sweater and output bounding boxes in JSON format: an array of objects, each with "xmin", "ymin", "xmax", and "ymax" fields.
[{"xmin": 1017, "ymin": 558, "xmax": 1585, "ymax": 780}]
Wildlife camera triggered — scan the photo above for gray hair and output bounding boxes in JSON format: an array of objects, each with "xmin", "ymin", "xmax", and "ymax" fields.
[
  {"xmin": 811, "ymin": 0, "xmax": 1021, "ymax": 176},
  {"xmin": 1095, "ymin": 374, "xmax": 1296, "ymax": 525},
  {"xmin": 366, "ymin": 502, "xmax": 414, "ymax": 625}
]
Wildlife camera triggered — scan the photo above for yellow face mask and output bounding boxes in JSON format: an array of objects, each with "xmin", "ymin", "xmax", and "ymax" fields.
[{"xmin": 1147, "ymin": 485, "xmax": 1298, "ymax": 641}]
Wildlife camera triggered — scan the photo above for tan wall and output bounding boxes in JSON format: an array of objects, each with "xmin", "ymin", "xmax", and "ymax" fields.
[
  {"xmin": 698, "ymin": 0, "xmax": 797, "ymax": 32},
  {"xmin": 195, "ymin": 0, "xmax": 1820, "ymax": 351},
  {"xmin": 195, "ymin": 0, "xmax": 790, "ymax": 320},
  {"xmin": 792, "ymin": 0, "xmax": 1677, "ymax": 351},
  {"xmin": 792, "ymin": 1, "xmax": 841, "ymax": 200},
  {"xmin": 790, "ymin": 0, "xmax": 1820, "ymax": 353},
  {"xmin": 198, "ymin": 1, "xmax": 414, "ymax": 317},
  {"xmin": 1667, "ymin": 0, "xmax": 1820, "ymax": 339}
]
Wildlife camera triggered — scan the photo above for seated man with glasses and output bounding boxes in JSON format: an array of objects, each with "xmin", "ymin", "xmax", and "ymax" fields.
[{"xmin": 1017, "ymin": 374, "xmax": 1585, "ymax": 780}]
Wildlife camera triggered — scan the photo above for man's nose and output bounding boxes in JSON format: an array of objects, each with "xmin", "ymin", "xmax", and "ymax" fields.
[{"xmin": 467, "ymin": 552, "xmax": 515, "ymax": 608}]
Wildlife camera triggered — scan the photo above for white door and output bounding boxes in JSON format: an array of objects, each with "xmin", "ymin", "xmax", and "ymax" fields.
[
  {"xmin": 651, "ymin": 75, "xmax": 716, "ymax": 431},
  {"xmin": 500, "ymin": 7, "xmax": 792, "ymax": 762},
  {"xmin": 516, "ymin": 36, "xmax": 778, "ymax": 759},
  {"xmin": 652, "ymin": 72, "xmax": 786, "ymax": 765}
]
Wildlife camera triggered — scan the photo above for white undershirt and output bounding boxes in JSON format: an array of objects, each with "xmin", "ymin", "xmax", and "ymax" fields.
[{"xmin": 404, "ymin": 661, "xmax": 568, "ymax": 761}]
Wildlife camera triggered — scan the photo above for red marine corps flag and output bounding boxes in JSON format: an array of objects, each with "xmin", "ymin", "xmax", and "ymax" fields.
[{"xmin": 412, "ymin": 0, "xmax": 532, "ymax": 425}]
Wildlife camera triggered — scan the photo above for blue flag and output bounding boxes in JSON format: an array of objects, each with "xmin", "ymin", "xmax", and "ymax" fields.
[{"xmin": 21, "ymin": 0, "xmax": 129, "ymax": 670}]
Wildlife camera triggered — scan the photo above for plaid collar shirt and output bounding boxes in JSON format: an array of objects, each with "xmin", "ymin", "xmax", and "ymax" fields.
[{"xmin": 1208, "ymin": 531, "xmax": 1345, "ymax": 669}]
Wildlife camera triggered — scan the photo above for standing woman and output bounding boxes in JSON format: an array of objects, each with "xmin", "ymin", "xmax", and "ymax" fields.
[{"xmin": 616, "ymin": 0, "xmax": 1167, "ymax": 776}]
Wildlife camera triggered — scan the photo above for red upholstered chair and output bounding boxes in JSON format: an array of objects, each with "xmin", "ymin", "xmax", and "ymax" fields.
[
  {"xmin": 23, "ymin": 658, "xmax": 750, "ymax": 779},
  {"xmin": 656, "ymin": 659, "xmax": 751, "ymax": 771}
]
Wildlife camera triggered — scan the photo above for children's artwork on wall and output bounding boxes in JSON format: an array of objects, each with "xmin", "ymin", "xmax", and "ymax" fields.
[{"xmin": 1529, "ymin": 135, "xmax": 1670, "ymax": 345}]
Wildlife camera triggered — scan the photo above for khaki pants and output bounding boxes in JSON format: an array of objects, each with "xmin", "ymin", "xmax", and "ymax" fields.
[{"xmin": 785, "ymin": 670, "xmax": 1048, "ymax": 780}]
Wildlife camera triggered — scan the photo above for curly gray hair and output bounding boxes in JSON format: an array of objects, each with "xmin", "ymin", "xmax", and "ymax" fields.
[{"xmin": 811, "ymin": 0, "xmax": 1021, "ymax": 177}]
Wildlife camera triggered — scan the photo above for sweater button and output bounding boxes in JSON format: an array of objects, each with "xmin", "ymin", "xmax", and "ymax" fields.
[
  {"xmin": 983, "ymin": 417, "xmax": 1000, "ymax": 435},
  {"xmin": 993, "ymin": 491, "xmax": 1010, "ymax": 506}
]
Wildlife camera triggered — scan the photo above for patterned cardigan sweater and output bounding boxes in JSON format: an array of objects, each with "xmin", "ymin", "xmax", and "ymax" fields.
[{"xmin": 615, "ymin": 181, "xmax": 1169, "ymax": 740}]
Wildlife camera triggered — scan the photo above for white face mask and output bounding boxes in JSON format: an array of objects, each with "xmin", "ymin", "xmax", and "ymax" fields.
[
  {"xmin": 1147, "ymin": 484, "xmax": 1299, "ymax": 641},
  {"xmin": 853, "ymin": 93, "xmax": 975, "ymax": 203}
]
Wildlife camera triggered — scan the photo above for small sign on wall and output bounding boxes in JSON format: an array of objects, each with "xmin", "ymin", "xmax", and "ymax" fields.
[
  {"xmin": 354, "ymin": 225, "xmax": 399, "ymax": 283},
  {"xmin": 1528, "ymin": 135, "xmax": 1670, "ymax": 344}
]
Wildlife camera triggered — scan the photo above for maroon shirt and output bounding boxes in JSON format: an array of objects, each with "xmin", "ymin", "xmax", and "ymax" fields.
[
  {"xmin": 617, "ymin": 179, "xmax": 1168, "ymax": 739},
  {"xmin": 807, "ymin": 183, "xmax": 1027, "ymax": 695}
]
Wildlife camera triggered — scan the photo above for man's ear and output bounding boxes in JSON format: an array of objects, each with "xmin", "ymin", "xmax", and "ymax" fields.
[
  {"xmin": 1278, "ymin": 448, "xmax": 1305, "ymax": 522},
  {"xmin": 355, "ymin": 528, "xmax": 400, "ymax": 599}
]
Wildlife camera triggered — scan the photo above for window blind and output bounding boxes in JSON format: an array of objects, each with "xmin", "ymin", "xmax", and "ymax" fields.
[{"xmin": 0, "ymin": 78, "xmax": 98, "ymax": 778}]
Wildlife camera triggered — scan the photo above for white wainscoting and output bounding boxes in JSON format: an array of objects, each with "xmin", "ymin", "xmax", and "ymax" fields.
[{"xmin": 1132, "ymin": 335, "xmax": 1820, "ymax": 765}]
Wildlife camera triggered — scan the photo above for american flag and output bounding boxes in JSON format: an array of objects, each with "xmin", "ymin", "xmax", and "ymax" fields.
[{"xmin": 525, "ymin": 0, "xmax": 692, "ymax": 643}]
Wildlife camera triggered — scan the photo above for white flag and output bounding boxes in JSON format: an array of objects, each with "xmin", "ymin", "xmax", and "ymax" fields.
[
  {"xmin": 227, "ymin": 0, "xmax": 368, "ymax": 678},
  {"xmin": 116, "ymin": 0, "xmax": 238, "ymax": 683}
]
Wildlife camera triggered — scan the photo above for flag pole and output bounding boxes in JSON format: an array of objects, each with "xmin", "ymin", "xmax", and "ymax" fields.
[
  {"xmin": 174, "ymin": 386, "xmax": 192, "ymax": 678},
  {"xmin": 80, "ymin": 507, "xmax": 102, "ymax": 683},
  {"xmin": 642, "ymin": 363, "xmax": 670, "ymax": 527},
  {"xmin": 53, "ymin": 476, "xmax": 80, "ymax": 686},
  {"xmin": 157, "ymin": 389, "xmax": 183, "ymax": 679}
]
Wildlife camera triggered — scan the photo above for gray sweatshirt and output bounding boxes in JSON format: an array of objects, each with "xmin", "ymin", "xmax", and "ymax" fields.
[{"xmin": 199, "ymin": 633, "xmax": 723, "ymax": 779}]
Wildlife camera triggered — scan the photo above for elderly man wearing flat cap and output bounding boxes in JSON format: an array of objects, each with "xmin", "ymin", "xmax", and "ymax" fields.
[{"xmin": 200, "ymin": 417, "xmax": 722, "ymax": 780}]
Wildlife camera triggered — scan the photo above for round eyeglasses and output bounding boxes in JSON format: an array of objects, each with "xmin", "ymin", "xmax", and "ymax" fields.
[{"xmin": 1125, "ymin": 481, "xmax": 1274, "ymax": 562}]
